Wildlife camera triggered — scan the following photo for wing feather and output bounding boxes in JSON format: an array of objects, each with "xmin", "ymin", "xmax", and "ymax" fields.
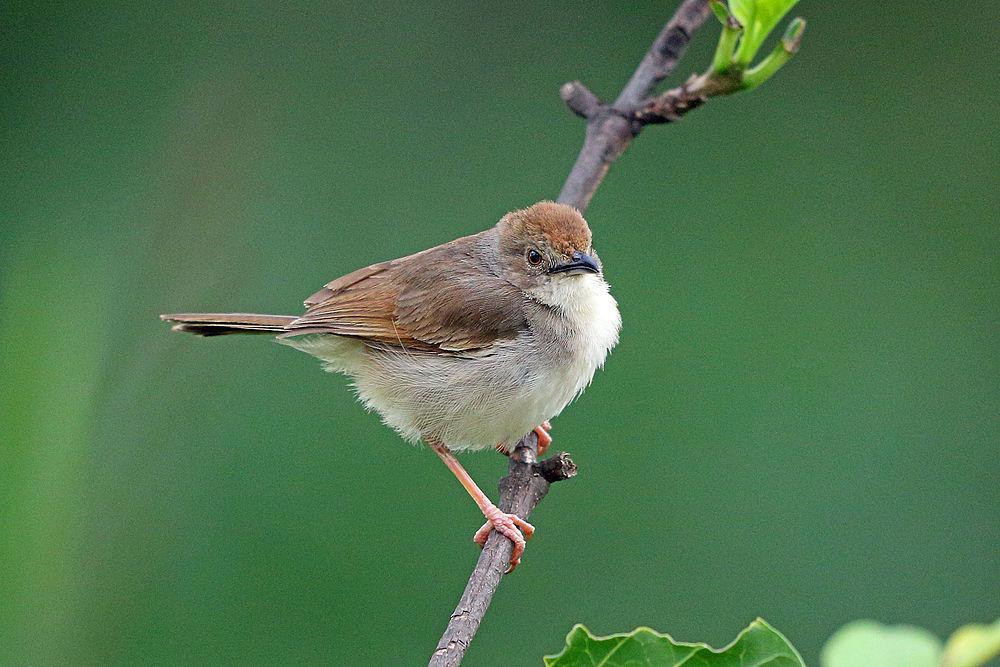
[{"xmin": 282, "ymin": 230, "xmax": 526, "ymax": 354}]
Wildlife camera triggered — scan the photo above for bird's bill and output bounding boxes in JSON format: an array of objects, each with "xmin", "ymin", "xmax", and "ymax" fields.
[{"xmin": 548, "ymin": 251, "xmax": 600, "ymax": 275}]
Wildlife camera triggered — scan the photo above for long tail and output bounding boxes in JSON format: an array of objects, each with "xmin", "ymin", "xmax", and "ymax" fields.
[{"xmin": 160, "ymin": 313, "xmax": 297, "ymax": 336}]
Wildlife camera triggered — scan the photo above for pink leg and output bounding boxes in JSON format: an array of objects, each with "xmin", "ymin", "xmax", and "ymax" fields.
[
  {"xmin": 534, "ymin": 420, "xmax": 553, "ymax": 456},
  {"xmin": 430, "ymin": 440, "xmax": 534, "ymax": 573}
]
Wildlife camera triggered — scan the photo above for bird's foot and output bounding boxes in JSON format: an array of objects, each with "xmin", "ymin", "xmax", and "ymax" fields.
[
  {"xmin": 473, "ymin": 503, "xmax": 534, "ymax": 573},
  {"xmin": 534, "ymin": 420, "xmax": 552, "ymax": 456},
  {"xmin": 495, "ymin": 421, "xmax": 553, "ymax": 457}
]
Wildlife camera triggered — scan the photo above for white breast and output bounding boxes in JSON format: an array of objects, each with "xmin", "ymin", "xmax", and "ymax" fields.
[{"xmin": 532, "ymin": 273, "xmax": 621, "ymax": 409}]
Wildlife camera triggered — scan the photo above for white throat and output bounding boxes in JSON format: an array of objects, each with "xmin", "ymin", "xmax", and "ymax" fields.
[{"xmin": 531, "ymin": 273, "xmax": 621, "ymax": 374}]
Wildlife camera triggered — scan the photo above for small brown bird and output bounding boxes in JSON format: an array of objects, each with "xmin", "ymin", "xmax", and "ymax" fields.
[{"xmin": 161, "ymin": 202, "xmax": 620, "ymax": 571}]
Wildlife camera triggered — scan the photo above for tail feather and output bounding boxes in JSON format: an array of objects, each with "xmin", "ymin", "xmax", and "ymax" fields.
[{"xmin": 160, "ymin": 313, "xmax": 296, "ymax": 336}]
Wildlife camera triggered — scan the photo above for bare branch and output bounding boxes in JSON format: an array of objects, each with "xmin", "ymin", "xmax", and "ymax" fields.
[
  {"xmin": 634, "ymin": 71, "xmax": 740, "ymax": 124},
  {"xmin": 429, "ymin": 433, "xmax": 576, "ymax": 667},
  {"xmin": 430, "ymin": 2, "xmax": 714, "ymax": 664},
  {"xmin": 558, "ymin": 0, "xmax": 712, "ymax": 212},
  {"xmin": 613, "ymin": 0, "xmax": 714, "ymax": 112},
  {"xmin": 560, "ymin": 81, "xmax": 601, "ymax": 119}
]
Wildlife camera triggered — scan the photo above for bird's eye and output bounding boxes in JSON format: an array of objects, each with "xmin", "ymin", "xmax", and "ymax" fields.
[{"xmin": 526, "ymin": 249, "xmax": 543, "ymax": 266}]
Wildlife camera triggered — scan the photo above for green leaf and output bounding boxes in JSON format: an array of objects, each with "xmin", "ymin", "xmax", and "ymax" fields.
[
  {"xmin": 941, "ymin": 619, "xmax": 1000, "ymax": 667},
  {"xmin": 710, "ymin": 0, "xmax": 733, "ymax": 26},
  {"xmin": 820, "ymin": 620, "xmax": 943, "ymax": 667},
  {"xmin": 729, "ymin": 0, "xmax": 801, "ymax": 65},
  {"xmin": 741, "ymin": 17, "xmax": 806, "ymax": 89},
  {"xmin": 728, "ymin": 0, "xmax": 755, "ymax": 27},
  {"xmin": 544, "ymin": 618, "xmax": 804, "ymax": 666},
  {"xmin": 709, "ymin": 1, "xmax": 744, "ymax": 75}
]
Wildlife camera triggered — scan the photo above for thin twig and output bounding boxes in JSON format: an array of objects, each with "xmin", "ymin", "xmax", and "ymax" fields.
[
  {"xmin": 429, "ymin": 2, "xmax": 714, "ymax": 665},
  {"xmin": 635, "ymin": 71, "xmax": 741, "ymax": 125}
]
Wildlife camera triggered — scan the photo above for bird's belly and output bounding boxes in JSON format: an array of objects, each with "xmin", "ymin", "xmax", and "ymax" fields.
[
  {"xmin": 282, "ymin": 330, "xmax": 605, "ymax": 452},
  {"xmin": 355, "ymin": 343, "xmax": 576, "ymax": 451}
]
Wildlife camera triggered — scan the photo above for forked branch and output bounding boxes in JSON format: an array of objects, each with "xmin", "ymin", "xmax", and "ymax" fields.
[
  {"xmin": 557, "ymin": 0, "xmax": 712, "ymax": 212},
  {"xmin": 430, "ymin": 1, "xmax": 712, "ymax": 665},
  {"xmin": 431, "ymin": 0, "xmax": 806, "ymax": 662}
]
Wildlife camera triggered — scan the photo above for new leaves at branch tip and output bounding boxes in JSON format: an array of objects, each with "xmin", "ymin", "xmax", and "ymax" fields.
[
  {"xmin": 631, "ymin": 0, "xmax": 806, "ymax": 125},
  {"xmin": 709, "ymin": 0, "xmax": 806, "ymax": 91},
  {"xmin": 544, "ymin": 618, "xmax": 805, "ymax": 667}
]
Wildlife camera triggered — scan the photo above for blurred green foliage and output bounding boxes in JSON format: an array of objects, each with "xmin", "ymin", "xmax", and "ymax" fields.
[
  {"xmin": 821, "ymin": 621, "xmax": 943, "ymax": 667},
  {"xmin": 820, "ymin": 619, "xmax": 1000, "ymax": 667},
  {"xmin": 1, "ymin": 0, "xmax": 997, "ymax": 664}
]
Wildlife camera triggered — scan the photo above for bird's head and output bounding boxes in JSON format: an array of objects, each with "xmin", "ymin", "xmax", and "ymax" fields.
[{"xmin": 495, "ymin": 201, "xmax": 604, "ymax": 307}]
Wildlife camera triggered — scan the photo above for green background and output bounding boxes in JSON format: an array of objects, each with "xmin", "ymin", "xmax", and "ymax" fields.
[{"xmin": 2, "ymin": 1, "xmax": 996, "ymax": 664}]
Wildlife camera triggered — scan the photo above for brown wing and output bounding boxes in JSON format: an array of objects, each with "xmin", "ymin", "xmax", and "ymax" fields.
[{"xmin": 281, "ymin": 231, "xmax": 527, "ymax": 354}]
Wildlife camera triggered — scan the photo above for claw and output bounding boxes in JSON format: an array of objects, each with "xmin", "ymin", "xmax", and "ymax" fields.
[{"xmin": 474, "ymin": 504, "xmax": 535, "ymax": 573}]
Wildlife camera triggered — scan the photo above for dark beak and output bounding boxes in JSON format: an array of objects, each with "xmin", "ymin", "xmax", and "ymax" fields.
[{"xmin": 548, "ymin": 250, "xmax": 600, "ymax": 275}]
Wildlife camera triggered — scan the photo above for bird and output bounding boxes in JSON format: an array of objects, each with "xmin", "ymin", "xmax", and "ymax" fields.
[{"xmin": 161, "ymin": 201, "xmax": 621, "ymax": 571}]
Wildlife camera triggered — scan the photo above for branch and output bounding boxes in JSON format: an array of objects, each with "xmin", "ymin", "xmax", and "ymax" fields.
[
  {"xmin": 632, "ymin": 70, "xmax": 737, "ymax": 125},
  {"xmin": 431, "ymin": 0, "xmax": 807, "ymax": 661},
  {"xmin": 429, "ymin": 434, "xmax": 577, "ymax": 667},
  {"xmin": 558, "ymin": 0, "xmax": 712, "ymax": 212},
  {"xmin": 556, "ymin": 0, "xmax": 806, "ymax": 212},
  {"xmin": 429, "ymin": 3, "xmax": 714, "ymax": 665},
  {"xmin": 636, "ymin": 14, "xmax": 807, "ymax": 125}
]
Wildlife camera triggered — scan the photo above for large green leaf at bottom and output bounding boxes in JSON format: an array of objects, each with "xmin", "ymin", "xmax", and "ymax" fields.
[{"xmin": 544, "ymin": 618, "xmax": 804, "ymax": 666}]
